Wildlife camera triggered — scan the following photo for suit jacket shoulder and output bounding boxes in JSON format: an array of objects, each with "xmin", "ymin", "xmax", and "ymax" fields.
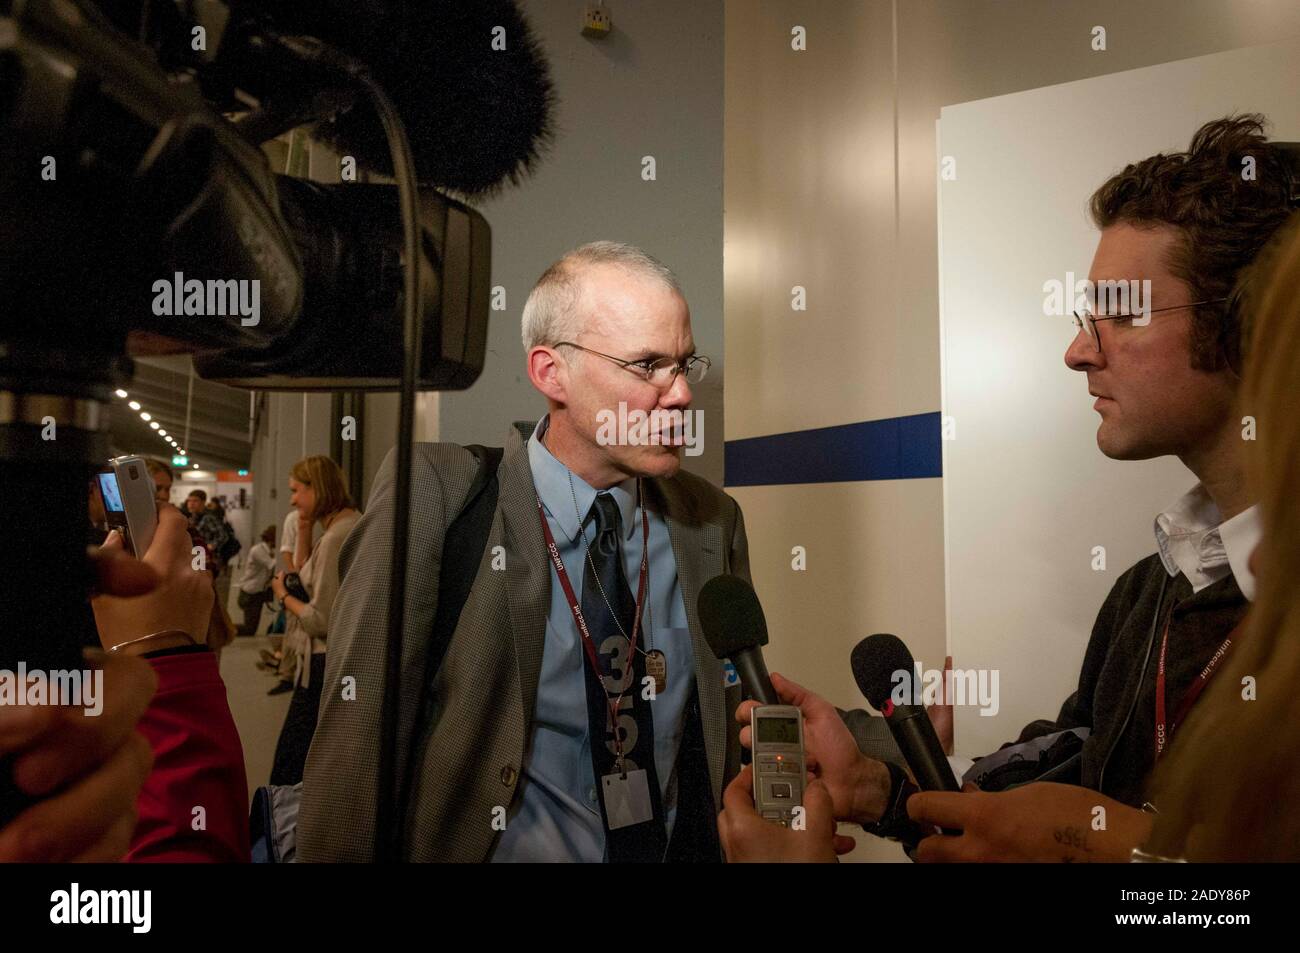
[{"xmin": 655, "ymin": 466, "xmax": 742, "ymax": 526}]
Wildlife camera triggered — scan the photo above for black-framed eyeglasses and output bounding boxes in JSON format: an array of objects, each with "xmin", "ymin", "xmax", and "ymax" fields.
[
  {"xmin": 552, "ymin": 341, "xmax": 711, "ymax": 387},
  {"xmin": 1071, "ymin": 298, "xmax": 1228, "ymax": 353}
]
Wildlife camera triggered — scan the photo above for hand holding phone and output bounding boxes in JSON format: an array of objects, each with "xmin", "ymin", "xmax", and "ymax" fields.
[
  {"xmin": 94, "ymin": 456, "xmax": 159, "ymax": 558},
  {"xmin": 92, "ymin": 506, "xmax": 214, "ymax": 653}
]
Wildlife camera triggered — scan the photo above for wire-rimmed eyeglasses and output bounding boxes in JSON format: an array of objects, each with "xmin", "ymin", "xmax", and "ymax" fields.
[
  {"xmin": 1071, "ymin": 298, "xmax": 1227, "ymax": 353},
  {"xmin": 552, "ymin": 341, "xmax": 711, "ymax": 387}
]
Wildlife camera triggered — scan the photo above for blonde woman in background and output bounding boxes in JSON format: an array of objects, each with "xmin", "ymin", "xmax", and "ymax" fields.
[
  {"xmin": 1143, "ymin": 216, "xmax": 1300, "ymax": 861},
  {"xmin": 267, "ymin": 455, "xmax": 359, "ymax": 785}
]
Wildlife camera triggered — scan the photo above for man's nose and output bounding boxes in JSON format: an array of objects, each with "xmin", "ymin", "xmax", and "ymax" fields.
[
  {"xmin": 660, "ymin": 370, "xmax": 692, "ymax": 407},
  {"xmin": 1064, "ymin": 326, "xmax": 1104, "ymax": 371}
]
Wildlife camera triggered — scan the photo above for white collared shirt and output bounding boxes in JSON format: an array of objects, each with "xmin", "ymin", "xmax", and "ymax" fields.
[{"xmin": 1153, "ymin": 483, "xmax": 1260, "ymax": 601}]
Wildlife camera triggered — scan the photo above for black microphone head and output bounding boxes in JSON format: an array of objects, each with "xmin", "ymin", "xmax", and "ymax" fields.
[
  {"xmin": 698, "ymin": 574, "xmax": 768, "ymax": 660},
  {"xmin": 263, "ymin": 0, "xmax": 556, "ymax": 195},
  {"xmin": 851, "ymin": 633, "xmax": 915, "ymax": 710}
]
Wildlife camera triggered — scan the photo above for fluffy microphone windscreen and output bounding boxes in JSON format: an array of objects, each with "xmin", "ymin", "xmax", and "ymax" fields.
[
  {"xmin": 698, "ymin": 574, "xmax": 769, "ymax": 660},
  {"xmin": 851, "ymin": 633, "xmax": 915, "ymax": 710},
  {"xmin": 265, "ymin": 0, "xmax": 556, "ymax": 195}
]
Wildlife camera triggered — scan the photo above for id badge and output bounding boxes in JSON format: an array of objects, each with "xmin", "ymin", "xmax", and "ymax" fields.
[{"xmin": 601, "ymin": 768, "xmax": 654, "ymax": 830}]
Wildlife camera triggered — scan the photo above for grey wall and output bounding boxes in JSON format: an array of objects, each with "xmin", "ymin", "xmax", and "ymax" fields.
[{"xmin": 248, "ymin": 393, "xmax": 333, "ymax": 549}]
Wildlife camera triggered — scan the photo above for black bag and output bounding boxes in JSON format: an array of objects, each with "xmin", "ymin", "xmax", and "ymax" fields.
[
  {"xmin": 281, "ymin": 572, "xmax": 310, "ymax": 604},
  {"xmin": 218, "ymin": 529, "xmax": 242, "ymax": 563},
  {"xmin": 964, "ymin": 727, "xmax": 1089, "ymax": 792},
  {"xmin": 421, "ymin": 445, "xmax": 502, "ymax": 679}
]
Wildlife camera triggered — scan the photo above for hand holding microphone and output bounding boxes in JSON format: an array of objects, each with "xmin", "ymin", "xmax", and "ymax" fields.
[
  {"xmin": 905, "ymin": 781, "xmax": 1152, "ymax": 863},
  {"xmin": 732, "ymin": 631, "xmax": 968, "ymax": 846},
  {"xmin": 846, "ymin": 635, "xmax": 1150, "ymax": 861},
  {"xmin": 700, "ymin": 575, "xmax": 855, "ymax": 858}
]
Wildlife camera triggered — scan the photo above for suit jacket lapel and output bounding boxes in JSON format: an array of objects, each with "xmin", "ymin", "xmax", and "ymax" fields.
[{"xmin": 647, "ymin": 477, "xmax": 728, "ymax": 804}]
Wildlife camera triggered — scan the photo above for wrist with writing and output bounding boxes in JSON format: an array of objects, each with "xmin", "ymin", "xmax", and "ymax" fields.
[{"xmin": 850, "ymin": 756, "xmax": 893, "ymax": 824}]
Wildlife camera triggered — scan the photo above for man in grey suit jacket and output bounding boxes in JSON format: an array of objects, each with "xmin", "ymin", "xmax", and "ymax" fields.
[{"xmin": 298, "ymin": 241, "xmax": 749, "ymax": 861}]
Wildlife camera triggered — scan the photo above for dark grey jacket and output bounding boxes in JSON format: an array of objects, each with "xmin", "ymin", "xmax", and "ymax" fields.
[{"xmin": 847, "ymin": 553, "xmax": 1248, "ymax": 807}]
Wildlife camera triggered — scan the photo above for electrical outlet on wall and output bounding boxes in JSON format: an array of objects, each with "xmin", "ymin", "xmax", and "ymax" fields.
[{"xmin": 581, "ymin": 2, "xmax": 611, "ymax": 39}]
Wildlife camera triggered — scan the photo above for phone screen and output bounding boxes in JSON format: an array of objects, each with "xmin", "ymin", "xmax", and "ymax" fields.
[
  {"xmin": 756, "ymin": 715, "xmax": 800, "ymax": 745},
  {"xmin": 97, "ymin": 472, "xmax": 125, "ymax": 512}
]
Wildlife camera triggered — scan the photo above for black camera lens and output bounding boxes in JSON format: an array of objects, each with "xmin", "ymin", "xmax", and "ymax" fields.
[{"xmin": 128, "ymin": 464, "xmax": 140, "ymax": 480}]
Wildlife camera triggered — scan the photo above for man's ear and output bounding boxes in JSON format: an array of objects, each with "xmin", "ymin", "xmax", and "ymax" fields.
[
  {"xmin": 1221, "ymin": 277, "xmax": 1249, "ymax": 378},
  {"xmin": 527, "ymin": 345, "xmax": 567, "ymax": 404}
]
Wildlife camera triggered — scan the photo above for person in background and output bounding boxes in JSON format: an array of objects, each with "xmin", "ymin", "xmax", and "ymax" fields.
[
  {"xmin": 179, "ymin": 488, "xmax": 239, "ymax": 658},
  {"xmin": 143, "ymin": 457, "xmax": 174, "ymax": 506},
  {"xmin": 279, "ymin": 499, "xmax": 318, "ymax": 574},
  {"xmin": 203, "ymin": 498, "xmax": 239, "ymax": 615},
  {"xmin": 266, "ymin": 455, "xmax": 359, "ymax": 783},
  {"xmin": 260, "ymin": 505, "xmax": 318, "ymax": 671},
  {"xmin": 186, "ymin": 489, "xmax": 220, "ymax": 567},
  {"xmin": 261, "ymin": 505, "xmax": 313, "ymax": 673},
  {"xmin": 236, "ymin": 525, "xmax": 278, "ymax": 637},
  {"xmin": 91, "ymin": 504, "xmax": 251, "ymax": 862},
  {"xmin": 204, "ymin": 500, "xmax": 237, "ymax": 557},
  {"xmin": 185, "ymin": 488, "xmax": 208, "ymax": 526}
]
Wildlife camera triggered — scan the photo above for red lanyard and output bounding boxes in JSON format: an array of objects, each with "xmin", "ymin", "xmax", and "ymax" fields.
[
  {"xmin": 536, "ymin": 494, "xmax": 649, "ymax": 763},
  {"xmin": 1154, "ymin": 608, "xmax": 1244, "ymax": 760}
]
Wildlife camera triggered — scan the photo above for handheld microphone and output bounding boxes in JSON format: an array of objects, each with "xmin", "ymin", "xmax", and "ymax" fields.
[
  {"xmin": 851, "ymin": 634, "xmax": 960, "ymax": 794},
  {"xmin": 698, "ymin": 575, "xmax": 777, "ymax": 705},
  {"xmin": 699, "ymin": 575, "xmax": 807, "ymax": 822}
]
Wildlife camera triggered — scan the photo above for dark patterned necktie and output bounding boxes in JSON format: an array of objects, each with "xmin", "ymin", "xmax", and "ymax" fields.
[{"xmin": 580, "ymin": 492, "xmax": 666, "ymax": 862}]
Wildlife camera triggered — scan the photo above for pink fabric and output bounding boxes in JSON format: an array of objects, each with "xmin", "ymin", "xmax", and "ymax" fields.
[{"xmin": 127, "ymin": 650, "xmax": 250, "ymax": 863}]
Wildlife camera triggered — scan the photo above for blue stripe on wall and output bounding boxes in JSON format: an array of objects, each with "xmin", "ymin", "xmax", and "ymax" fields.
[{"xmin": 723, "ymin": 412, "xmax": 942, "ymax": 487}]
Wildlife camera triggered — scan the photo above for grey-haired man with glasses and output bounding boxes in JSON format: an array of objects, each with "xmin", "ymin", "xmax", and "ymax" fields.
[{"xmin": 300, "ymin": 240, "xmax": 752, "ymax": 862}]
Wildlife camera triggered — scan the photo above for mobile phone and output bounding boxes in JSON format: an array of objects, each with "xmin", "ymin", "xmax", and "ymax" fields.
[
  {"xmin": 94, "ymin": 456, "xmax": 159, "ymax": 558},
  {"xmin": 751, "ymin": 705, "xmax": 806, "ymax": 826}
]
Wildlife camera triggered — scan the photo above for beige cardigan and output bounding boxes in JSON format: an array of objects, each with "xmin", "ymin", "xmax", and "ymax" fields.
[{"xmin": 285, "ymin": 509, "xmax": 359, "ymax": 688}]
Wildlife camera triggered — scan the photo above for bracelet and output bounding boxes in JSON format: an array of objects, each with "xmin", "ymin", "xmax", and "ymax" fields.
[
  {"xmin": 108, "ymin": 629, "xmax": 195, "ymax": 654},
  {"xmin": 1130, "ymin": 846, "xmax": 1187, "ymax": 863}
]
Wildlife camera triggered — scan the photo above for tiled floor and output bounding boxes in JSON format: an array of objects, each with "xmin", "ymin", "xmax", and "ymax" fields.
[{"xmin": 218, "ymin": 595, "xmax": 292, "ymax": 802}]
